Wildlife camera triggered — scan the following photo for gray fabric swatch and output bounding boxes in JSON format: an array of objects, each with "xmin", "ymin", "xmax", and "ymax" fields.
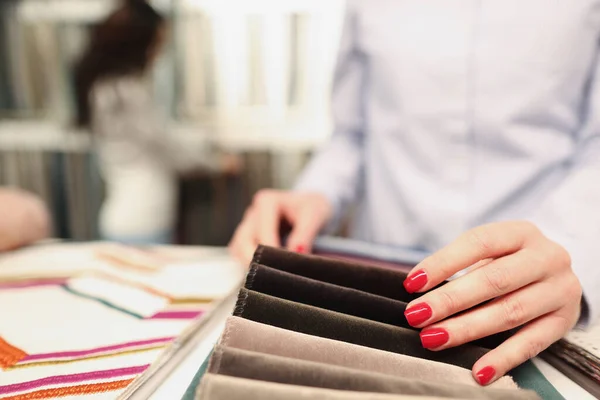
[
  {"xmin": 196, "ymin": 374, "xmax": 489, "ymax": 400},
  {"xmin": 207, "ymin": 346, "xmax": 540, "ymax": 400}
]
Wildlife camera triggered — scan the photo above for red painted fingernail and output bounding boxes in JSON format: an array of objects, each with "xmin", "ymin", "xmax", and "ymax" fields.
[
  {"xmin": 403, "ymin": 269, "xmax": 428, "ymax": 293},
  {"xmin": 404, "ymin": 303, "xmax": 433, "ymax": 326},
  {"xmin": 476, "ymin": 366, "xmax": 496, "ymax": 385},
  {"xmin": 295, "ymin": 245, "xmax": 306, "ymax": 253},
  {"xmin": 420, "ymin": 328, "xmax": 449, "ymax": 349}
]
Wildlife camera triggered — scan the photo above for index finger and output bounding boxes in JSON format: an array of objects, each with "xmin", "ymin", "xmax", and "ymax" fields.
[
  {"xmin": 404, "ymin": 221, "xmax": 538, "ymax": 293},
  {"xmin": 285, "ymin": 205, "xmax": 327, "ymax": 253}
]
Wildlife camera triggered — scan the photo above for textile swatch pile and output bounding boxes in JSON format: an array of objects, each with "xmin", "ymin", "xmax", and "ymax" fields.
[
  {"xmin": 194, "ymin": 245, "xmax": 564, "ymax": 400},
  {"xmin": 0, "ymin": 242, "xmax": 244, "ymax": 400},
  {"xmin": 544, "ymin": 324, "xmax": 600, "ymax": 398}
]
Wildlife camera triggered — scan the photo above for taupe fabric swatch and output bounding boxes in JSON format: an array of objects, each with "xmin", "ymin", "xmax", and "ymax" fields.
[
  {"xmin": 219, "ymin": 316, "xmax": 517, "ymax": 389},
  {"xmin": 207, "ymin": 346, "xmax": 540, "ymax": 400},
  {"xmin": 234, "ymin": 288, "xmax": 488, "ymax": 369},
  {"xmin": 196, "ymin": 374, "xmax": 485, "ymax": 400}
]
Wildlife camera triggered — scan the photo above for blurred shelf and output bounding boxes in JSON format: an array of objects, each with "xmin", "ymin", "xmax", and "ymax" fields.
[
  {"xmin": 18, "ymin": 0, "xmax": 118, "ymax": 23},
  {"xmin": 0, "ymin": 118, "xmax": 329, "ymax": 152},
  {"xmin": 0, "ymin": 121, "xmax": 91, "ymax": 152}
]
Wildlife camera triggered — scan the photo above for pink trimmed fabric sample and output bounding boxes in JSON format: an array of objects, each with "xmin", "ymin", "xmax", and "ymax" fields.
[{"xmin": 0, "ymin": 243, "xmax": 243, "ymax": 399}]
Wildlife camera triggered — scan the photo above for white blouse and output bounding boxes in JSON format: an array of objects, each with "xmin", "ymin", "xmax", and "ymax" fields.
[{"xmin": 295, "ymin": 0, "xmax": 600, "ymax": 323}]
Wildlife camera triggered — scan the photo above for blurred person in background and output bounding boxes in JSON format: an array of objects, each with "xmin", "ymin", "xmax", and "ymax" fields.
[
  {"xmin": 230, "ymin": 1, "xmax": 600, "ymax": 385},
  {"xmin": 74, "ymin": 0, "xmax": 238, "ymax": 245},
  {"xmin": 0, "ymin": 188, "xmax": 50, "ymax": 251}
]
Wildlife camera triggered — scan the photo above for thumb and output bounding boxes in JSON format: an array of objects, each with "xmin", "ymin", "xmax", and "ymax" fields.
[{"xmin": 285, "ymin": 206, "xmax": 328, "ymax": 254}]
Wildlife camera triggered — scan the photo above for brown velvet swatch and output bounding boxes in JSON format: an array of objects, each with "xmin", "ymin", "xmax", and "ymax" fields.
[
  {"xmin": 252, "ymin": 245, "xmax": 419, "ymax": 302},
  {"xmin": 207, "ymin": 346, "xmax": 540, "ymax": 400},
  {"xmin": 219, "ymin": 316, "xmax": 518, "ymax": 389},
  {"xmin": 234, "ymin": 288, "xmax": 488, "ymax": 369},
  {"xmin": 250, "ymin": 247, "xmax": 512, "ymax": 350},
  {"xmin": 245, "ymin": 263, "xmax": 412, "ymax": 329},
  {"xmin": 196, "ymin": 374, "xmax": 497, "ymax": 400}
]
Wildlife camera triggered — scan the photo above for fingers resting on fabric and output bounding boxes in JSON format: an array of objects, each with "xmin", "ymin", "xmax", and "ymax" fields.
[
  {"xmin": 228, "ymin": 190, "xmax": 332, "ymax": 266},
  {"xmin": 403, "ymin": 221, "xmax": 582, "ymax": 385}
]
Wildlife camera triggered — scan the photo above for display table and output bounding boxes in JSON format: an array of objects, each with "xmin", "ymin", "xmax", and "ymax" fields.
[{"xmin": 0, "ymin": 241, "xmax": 597, "ymax": 400}]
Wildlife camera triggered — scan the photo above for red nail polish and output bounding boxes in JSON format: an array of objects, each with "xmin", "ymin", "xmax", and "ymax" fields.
[
  {"xmin": 476, "ymin": 366, "xmax": 496, "ymax": 385},
  {"xmin": 420, "ymin": 328, "xmax": 449, "ymax": 349},
  {"xmin": 403, "ymin": 269, "xmax": 428, "ymax": 293},
  {"xmin": 404, "ymin": 303, "xmax": 432, "ymax": 327},
  {"xmin": 295, "ymin": 245, "xmax": 306, "ymax": 253}
]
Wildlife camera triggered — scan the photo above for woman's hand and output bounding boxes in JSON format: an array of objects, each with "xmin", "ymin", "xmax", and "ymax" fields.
[
  {"xmin": 229, "ymin": 190, "xmax": 332, "ymax": 265},
  {"xmin": 402, "ymin": 221, "xmax": 582, "ymax": 385}
]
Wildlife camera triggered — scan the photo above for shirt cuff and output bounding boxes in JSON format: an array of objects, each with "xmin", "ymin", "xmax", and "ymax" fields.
[{"xmin": 292, "ymin": 180, "xmax": 344, "ymax": 236}]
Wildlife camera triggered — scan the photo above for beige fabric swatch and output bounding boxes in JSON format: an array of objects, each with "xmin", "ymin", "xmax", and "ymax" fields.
[
  {"xmin": 220, "ymin": 316, "xmax": 517, "ymax": 389},
  {"xmin": 207, "ymin": 346, "xmax": 538, "ymax": 400},
  {"xmin": 196, "ymin": 374, "xmax": 501, "ymax": 400}
]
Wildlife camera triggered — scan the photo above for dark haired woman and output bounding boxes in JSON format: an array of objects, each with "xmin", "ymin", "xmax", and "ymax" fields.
[{"xmin": 75, "ymin": 0, "xmax": 234, "ymax": 244}]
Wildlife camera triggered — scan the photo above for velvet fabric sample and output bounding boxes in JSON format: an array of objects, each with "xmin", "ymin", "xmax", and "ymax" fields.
[
  {"xmin": 245, "ymin": 263, "xmax": 412, "ymax": 329},
  {"xmin": 196, "ymin": 374, "xmax": 496, "ymax": 400},
  {"xmin": 207, "ymin": 346, "xmax": 540, "ymax": 400},
  {"xmin": 251, "ymin": 247, "xmax": 511, "ymax": 350},
  {"xmin": 252, "ymin": 245, "xmax": 419, "ymax": 302},
  {"xmin": 219, "ymin": 316, "xmax": 518, "ymax": 389},
  {"xmin": 234, "ymin": 288, "xmax": 488, "ymax": 369}
]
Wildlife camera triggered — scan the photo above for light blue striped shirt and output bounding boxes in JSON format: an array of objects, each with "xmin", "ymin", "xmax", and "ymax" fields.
[{"xmin": 295, "ymin": 0, "xmax": 600, "ymax": 323}]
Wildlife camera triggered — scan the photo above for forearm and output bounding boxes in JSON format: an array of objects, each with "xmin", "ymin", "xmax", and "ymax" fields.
[{"xmin": 0, "ymin": 189, "xmax": 51, "ymax": 251}]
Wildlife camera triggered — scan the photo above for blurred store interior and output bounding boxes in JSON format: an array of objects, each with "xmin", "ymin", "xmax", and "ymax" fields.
[{"xmin": 0, "ymin": 0, "xmax": 345, "ymax": 245}]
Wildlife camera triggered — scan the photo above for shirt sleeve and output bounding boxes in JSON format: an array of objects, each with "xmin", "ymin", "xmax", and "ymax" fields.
[
  {"xmin": 293, "ymin": 1, "xmax": 366, "ymax": 230},
  {"xmin": 528, "ymin": 49, "xmax": 600, "ymax": 326}
]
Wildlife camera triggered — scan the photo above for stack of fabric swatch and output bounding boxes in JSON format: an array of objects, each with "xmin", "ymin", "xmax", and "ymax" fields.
[
  {"xmin": 195, "ymin": 245, "xmax": 552, "ymax": 400},
  {"xmin": 544, "ymin": 325, "xmax": 600, "ymax": 397},
  {"xmin": 0, "ymin": 242, "xmax": 244, "ymax": 400}
]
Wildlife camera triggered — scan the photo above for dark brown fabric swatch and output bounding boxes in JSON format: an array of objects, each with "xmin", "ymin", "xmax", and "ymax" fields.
[
  {"xmin": 252, "ymin": 245, "xmax": 419, "ymax": 302},
  {"xmin": 208, "ymin": 346, "xmax": 540, "ymax": 400},
  {"xmin": 234, "ymin": 288, "xmax": 488, "ymax": 369},
  {"xmin": 245, "ymin": 263, "xmax": 412, "ymax": 329},
  {"xmin": 251, "ymin": 247, "xmax": 512, "ymax": 350}
]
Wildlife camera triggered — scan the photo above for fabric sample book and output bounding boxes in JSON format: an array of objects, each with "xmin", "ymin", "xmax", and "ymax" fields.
[
  {"xmin": 0, "ymin": 243, "xmax": 244, "ymax": 400},
  {"xmin": 195, "ymin": 245, "xmax": 544, "ymax": 400},
  {"xmin": 545, "ymin": 322, "xmax": 600, "ymax": 397},
  {"xmin": 234, "ymin": 287, "xmax": 487, "ymax": 369}
]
